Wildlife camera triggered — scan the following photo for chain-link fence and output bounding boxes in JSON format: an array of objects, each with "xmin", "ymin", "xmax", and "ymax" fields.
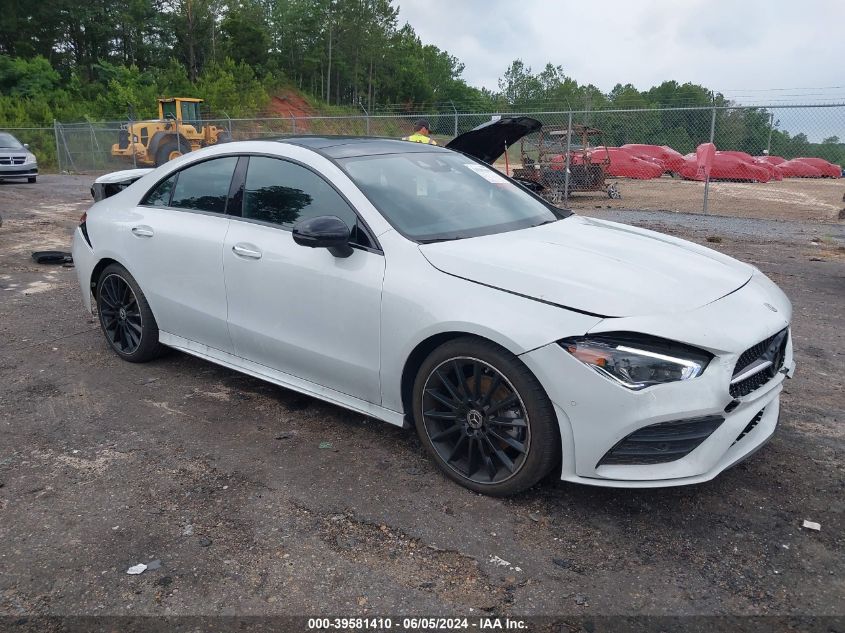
[{"xmin": 10, "ymin": 103, "xmax": 843, "ymax": 220}]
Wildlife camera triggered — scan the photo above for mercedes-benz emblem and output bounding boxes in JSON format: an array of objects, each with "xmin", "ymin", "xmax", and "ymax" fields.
[{"xmin": 466, "ymin": 410, "xmax": 484, "ymax": 429}]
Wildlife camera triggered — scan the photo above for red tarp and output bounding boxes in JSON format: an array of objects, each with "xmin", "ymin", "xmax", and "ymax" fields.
[
  {"xmin": 794, "ymin": 157, "xmax": 842, "ymax": 178},
  {"xmin": 715, "ymin": 151, "xmax": 781, "ymax": 180},
  {"xmin": 620, "ymin": 144, "xmax": 686, "ymax": 173},
  {"xmin": 761, "ymin": 162, "xmax": 783, "ymax": 181},
  {"xmin": 548, "ymin": 142, "xmax": 840, "ymax": 182},
  {"xmin": 775, "ymin": 159, "xmax": 824, "ymax": 178},
  {"xmin": 679, "ymin": 145, "xmax": 772, "ymax": 182},
  {"xmin": 718, "ymin": 150, "xmax": 757, "ymax": 163},
  {"xmin": 755, "ymin": 155, "xmax": 786, "ymax": 166},
  {"xmin": 569, "ymin": 147, "xmax": 664, "ymax": 179}
]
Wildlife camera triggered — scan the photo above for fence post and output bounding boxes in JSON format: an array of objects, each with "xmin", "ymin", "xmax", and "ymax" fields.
[
  {"xmin": 766, "ymin": 111, "xmax": 775, "ymax": 155},
  {"xmin": 450, "ymin": 100, "xmax": 458, "ymax": 137},
  {"xmin": 290, "ymin": 115, "xmax": 297, "ymax": 134},
  {"xmin": 128, "ymin": 114, "xmax": 136, "ymax": 169},
  {"xmin": 702, "ymin": 104, "xmax": 716, "ymax": 215},
  {"xmin": 563, "ymin": 111, "xmax": 573, "ymax": 206},
  {"xmin": 359, "ymin": 102, "xmax": 370, "ymax": 135},
  {"xmin": 89, "ymin": 122, "xmax": 96, "ymax": 171},
  {"xmin": 53, "ymin": 120, "xmax": 62, "ymax": 173},
  {"xmin": 56, "ymin": 123, "xmax": 77, "ymax": 173}
]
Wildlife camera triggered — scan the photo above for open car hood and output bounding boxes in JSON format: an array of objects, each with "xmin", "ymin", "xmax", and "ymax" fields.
[
  {"xmin": 419, "ymin": 216, "xmax": 754, "ymax": 318},
  {"xmin": 445, "ymin": 116, "xmax": 541, "ymax": 164},
  {"xmin": 91, "ymin": 168, "xmax": 154, "ymax": 201}
]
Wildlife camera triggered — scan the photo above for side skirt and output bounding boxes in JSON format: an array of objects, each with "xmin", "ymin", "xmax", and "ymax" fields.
[{"xmin": 159, "ymin": 331, "xmax": 406, "ymax": 427}]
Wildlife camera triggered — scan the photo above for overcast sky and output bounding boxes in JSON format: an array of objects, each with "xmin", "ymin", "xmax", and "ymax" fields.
[{"xmin": 396, "ymin": 0, "xmax": 845, "ymax": 105}]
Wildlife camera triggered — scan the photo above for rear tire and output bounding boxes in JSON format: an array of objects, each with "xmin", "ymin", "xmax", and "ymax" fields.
[
  {"xmin": 412, "ymin": 337, "xmax": 560, "ymax": 496},
  {"xmin": 96, "ymin": 263, "xmax": 164, "ymax": 363}
]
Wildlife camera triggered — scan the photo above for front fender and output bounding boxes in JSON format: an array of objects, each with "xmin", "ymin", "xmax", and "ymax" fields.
[{"xmin": 378, "ymin": 232, "xmax": 602, "ymax": 413}]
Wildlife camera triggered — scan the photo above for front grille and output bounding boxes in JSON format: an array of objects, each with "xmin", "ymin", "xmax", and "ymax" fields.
[
  {"xmin": 733, "ymin": 408, "xmax": 765, "ymax": 445},
  {"xmin": 730, "ymin": 329, "xmax": 789, "ymax": 398},
  {"xmin": 598, "ymin": 415, "xmax": 725, "ymax": 466},
  {"xmin": 0, "ymin": 156, "xmax": 25, "ymax": 165}
]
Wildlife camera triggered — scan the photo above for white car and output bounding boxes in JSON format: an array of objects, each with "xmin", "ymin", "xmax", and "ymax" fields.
[{"xmin": 71, "ymin": 119, "xmax": 795, "ymax": 495}]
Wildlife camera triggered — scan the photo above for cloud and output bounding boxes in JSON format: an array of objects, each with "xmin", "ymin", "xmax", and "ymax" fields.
[{"xmin": 396, "ymin": 0, "xmax": 845, "ymax": 103}]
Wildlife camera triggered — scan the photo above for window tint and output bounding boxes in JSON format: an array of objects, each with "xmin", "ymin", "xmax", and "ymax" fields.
[
  {"xmin": 243, "ymin": 157, "xmax": 357, "ymax": 229},
  {"xmin": 169, "ymin": 157, "xmax": 238, "ymax": 214},
  {"xmin": 143, "ymin": 174, "xmax": 176, "ymax": 207}
]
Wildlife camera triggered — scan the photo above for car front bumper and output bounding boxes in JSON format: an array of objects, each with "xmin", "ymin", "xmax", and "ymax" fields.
[
  {"xmin": 520, "ymin": 272, "xmax": 795, "ymax": 487},
  {"xmin": 0, "ymin": 164, "xmax": 37, "ymax": 177}
]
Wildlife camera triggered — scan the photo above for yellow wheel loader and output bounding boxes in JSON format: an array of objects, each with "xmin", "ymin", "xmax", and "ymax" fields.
[{"xmin": 111, "ymin": 98, "xmax": 232, "ymax": 167}]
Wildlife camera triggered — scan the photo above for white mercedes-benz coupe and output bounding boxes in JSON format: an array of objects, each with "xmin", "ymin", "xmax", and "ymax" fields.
[{"xmin": 72, "ymin": 118, "xmax": 795, "ymax": 495}]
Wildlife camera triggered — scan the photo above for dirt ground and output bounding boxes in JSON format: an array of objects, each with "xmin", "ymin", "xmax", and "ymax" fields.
[
  {"xmin": 490, "ymin": 166, "xmax": 845, "ymax": 222},
  {"xmin": 0, "ymin": 176, "xmax": 843, "ymax": 630}
]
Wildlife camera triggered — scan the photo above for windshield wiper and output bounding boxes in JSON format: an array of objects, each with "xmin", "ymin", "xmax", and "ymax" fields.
[{"xmin": 418, "ymin": 235, "xmax": 468, "ymax": 244}]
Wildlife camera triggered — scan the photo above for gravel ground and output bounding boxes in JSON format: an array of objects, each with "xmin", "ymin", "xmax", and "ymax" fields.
[
  {"xmin": 564, "ymin": 176, "xmax": 845, "ymax": 222},
  {"xmin": 0, "ymin": 176, "xmax": 843, "ymax": 629}
]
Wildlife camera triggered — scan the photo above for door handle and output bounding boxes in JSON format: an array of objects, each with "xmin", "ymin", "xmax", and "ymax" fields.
[
  {"xmin": 131, "ymin": 226, "xmax": 154, "ymax": 238},
  {"xmin": 232, "ymin": 243, "xmax": 262, "ymax": 259}
]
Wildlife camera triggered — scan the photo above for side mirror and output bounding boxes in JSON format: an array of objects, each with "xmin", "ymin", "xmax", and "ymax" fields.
[
  {"xmin": 23, "ymin": 143, "xmax": 29, "ymax": 149},
  {"xmin": 292, "ymin": 215, "xmax": 353, "ymax": 258}
]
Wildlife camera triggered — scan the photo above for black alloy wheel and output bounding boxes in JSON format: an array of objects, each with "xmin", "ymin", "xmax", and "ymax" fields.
[
  {"xmin": 422, "ymin": 357, "xmax": 530, "ymax": 485},
  {"xmin": 99, "ymin": 273, "xmax": 143, "ymax": 354},
  {"xmin": 96, "ymin": 263, "xmax": 164, "ymax": 362},
  {"xmin": 413, "ymin": 338, "xmax": 560, "ymax": 496}
]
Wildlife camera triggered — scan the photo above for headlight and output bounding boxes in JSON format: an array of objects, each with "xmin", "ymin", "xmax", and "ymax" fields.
[
  {"xmin": 24, "ymin": 152, "xmax": 36, "ymax": 164},
  {"xmin": 559, "ymin": 334, "xmax": 712, "ymax": 390}
]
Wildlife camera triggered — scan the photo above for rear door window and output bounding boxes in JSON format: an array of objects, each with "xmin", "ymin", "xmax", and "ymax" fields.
[
  {"xmin": 142, "ymin": 174, "xmax": 176, "ymax": 207},
  {"xmin": 169, "ymin": 157, "xmax": 238, "ymax": 214}
]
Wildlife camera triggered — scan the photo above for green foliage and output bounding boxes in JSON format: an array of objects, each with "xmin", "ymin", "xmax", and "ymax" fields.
[
  {"xmin": 220, "ymin": 1, "xmax": 271, "ymax": 70},
  {"xmin": 0, "ymin": 55, "xmax": 61, "ymax": 99},
  {"xmin": 196, "ymin": 59, "xmax": 269, "ymax": 117},
  {"xmin": 0, "ymin": 1, "xmax": 842, "ymax": 169}
]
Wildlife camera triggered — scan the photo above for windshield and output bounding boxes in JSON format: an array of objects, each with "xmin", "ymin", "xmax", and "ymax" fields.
[
  {"xmin": 0, "ymin": 133, "xmax": 23, "ymax": 149},
  {"xmin": 180, "ymin": 101, "xmax": 201, "ymax": 125},
  {"xmin": 339, "ymin": 151, "xmax": 567, "ymax": 242}
]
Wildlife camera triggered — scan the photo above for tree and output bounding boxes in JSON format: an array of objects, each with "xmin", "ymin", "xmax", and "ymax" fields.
[
  {"xmin": 167, "ymin": 0, "xmax": 218, "ymax": 81},
  {"xmin": 220, "ymin": 1, "xmax": 270, "ymax": 70},
  {"xmin": 497, "ymin": 59, "xmax": 543, "ymax": 107}
]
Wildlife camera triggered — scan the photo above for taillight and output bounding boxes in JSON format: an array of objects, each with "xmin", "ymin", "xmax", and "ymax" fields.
[{"xmin": 79, "ymin": 212, "xmax": 92, "ymax": 247}]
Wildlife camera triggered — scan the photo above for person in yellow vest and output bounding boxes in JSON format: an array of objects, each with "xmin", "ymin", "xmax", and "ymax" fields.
[{"xmin": 402, "ymin": 119, "xmax": 438, "ymax": 145}]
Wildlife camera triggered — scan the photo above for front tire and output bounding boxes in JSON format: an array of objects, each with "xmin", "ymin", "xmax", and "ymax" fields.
[
  {"xmin": 412, "ymin": 337, "xmax": 560, "ymax": 496},
  {"xmin": 27, "ymin": 176, "xmax": 36, "ymax": 183},
  {"xmin": 96, "ymin": 263, "xmax": 164, "ymax": 362},
  {"xmin": 154, "ymin": 139, "xmax": 184, "ymax": 167}
]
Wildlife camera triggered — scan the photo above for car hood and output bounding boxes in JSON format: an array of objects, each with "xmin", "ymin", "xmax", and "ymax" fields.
[
  {"xmin": 445, "ymin": 116, "xmax": 541, "ymax": 164},
  {"xmin": 419, "ymin": 216, "xmax": 754, "ymax": 317},
  {"xmin": 94, "ymin": 168, "xmax": 154, "ymax": 185}
]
